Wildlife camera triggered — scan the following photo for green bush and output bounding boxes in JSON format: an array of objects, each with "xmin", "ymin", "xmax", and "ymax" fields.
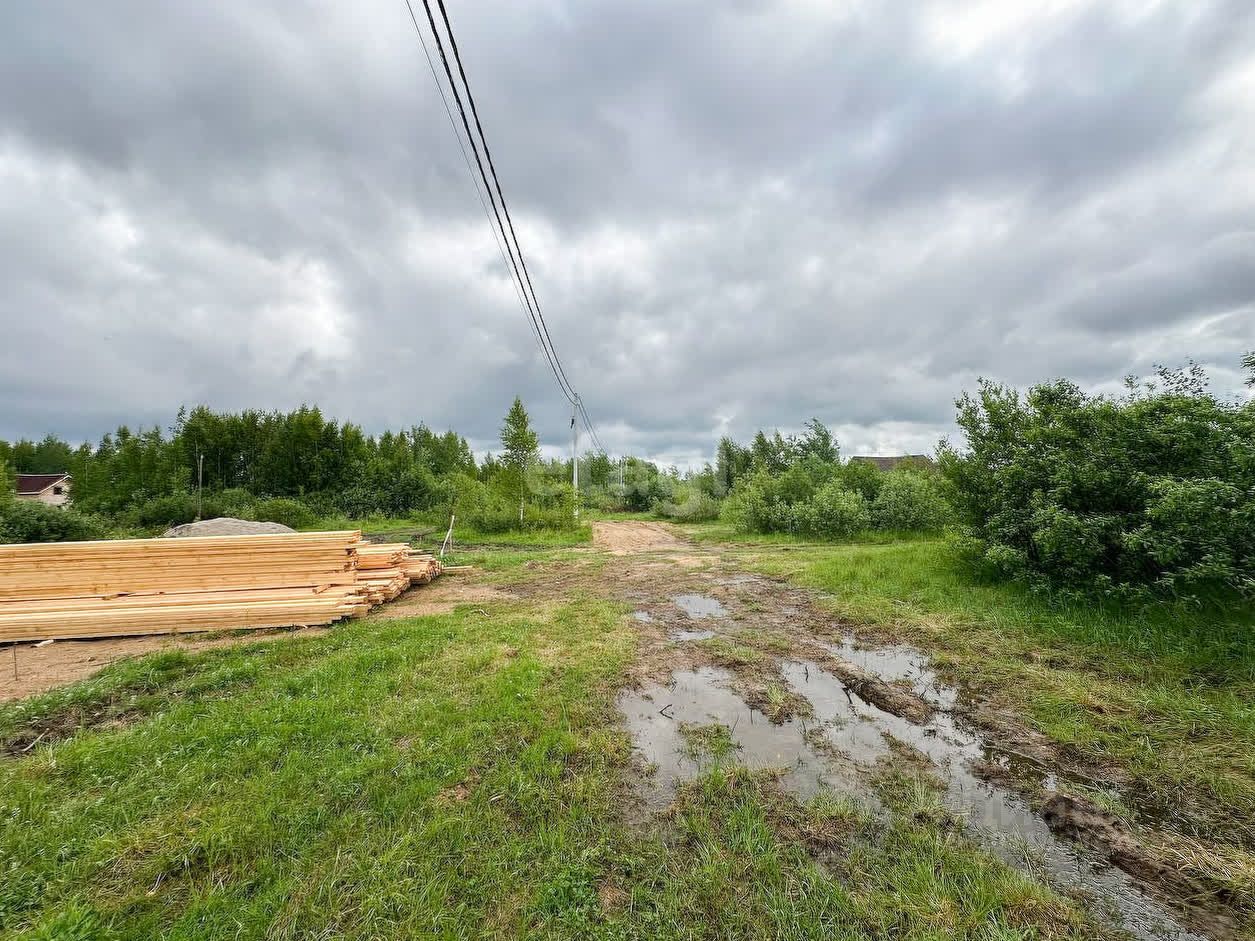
[
  {"xmin": 126, "ymin": 492, "xmax": 201, "ymax": 528},
  {"xmin": 250, "ymin": 497, "xmax": 318, "ymax": 530},
  {"xmin": 840, "ymin": 460, "xmax": 884, "ymax": 501},
  {"xmin": 0, "ymin": 501, "xmax": 112, "ymax": 543},
  {"xmin": 870, "ymin": 471, "xmax": 950, "ymax": 532},
  {"xmin": 940, "ymin": 365, "xmax": 1255, "ymax": 597},
  {"xmin": 657, "ymin": 491, "xmax": 721, "ymax": 523},
  {"xmin": 123, "ymin": 488, "xmax": 261, "ymax": 529},
  {"xmin": 795, "ymin": 482, "xmax": 871, "ymax": 538}
]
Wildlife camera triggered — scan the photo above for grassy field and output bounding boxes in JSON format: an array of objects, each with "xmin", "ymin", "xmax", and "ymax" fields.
[
  {"xmin": 1, "ymin": 548, "xmax": 1120, "ymax": 939},
  {"xmin": 686, "ymin": 525, "xmax": 1255, "ymax": 846},
  {"xmin": 303, "ymin": 512, "xmax": 593, "ymax": 548}
]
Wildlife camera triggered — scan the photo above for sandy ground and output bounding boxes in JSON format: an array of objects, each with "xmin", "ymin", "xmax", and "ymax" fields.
[
  {"xmin": 593, "ymin": 520, "xmax": 689, "ymax": 554},
  {"xmin": 370, "ymin": 577, "xmax": 514, "ymax": 618},
  {"xmin": 0, "ymin": 575, "xmax": 507, "ymax": 702},
  {"xmin": 0, "ymin": 628, "xmax": 327, "ymax": 703}
]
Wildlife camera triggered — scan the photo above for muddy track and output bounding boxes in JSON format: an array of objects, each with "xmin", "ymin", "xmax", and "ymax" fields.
[{"xmin": 508, "ymin": 522, "xmax": 1240, "ymax": 940}]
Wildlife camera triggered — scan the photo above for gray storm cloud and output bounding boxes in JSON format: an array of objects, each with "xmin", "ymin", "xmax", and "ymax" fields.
[{"xmin": 1, "ymin": 0, "xmax": 1253, "ymax": 467}]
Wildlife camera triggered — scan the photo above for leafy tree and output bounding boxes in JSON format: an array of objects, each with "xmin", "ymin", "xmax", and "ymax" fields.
[
  {"xmin": 798, "ymin": 418, "xmax": 839, "ymax": 463},
  {"xmin": 939, "ymin": 359, "xmax": 1255, "ymax": 596},
  {"xmin": 750, "ymin": 430, "xmax": 793, "ymax": 474},
  {"xmin": 500, "ymin": 397, "xmax": 540, "ymax": 521},
  {"xmin": 715, "ymin": 436, "xmax": 751, "ymax": 495}
]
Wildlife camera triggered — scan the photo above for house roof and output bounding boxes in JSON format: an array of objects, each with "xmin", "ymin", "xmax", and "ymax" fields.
[
  {"xmin": 15, "ymin": 473, "xmax": 71, "ymax": 494},
  {"xmin": 847, "ymin": 455, "xmax": 933, "ymax": 471}
]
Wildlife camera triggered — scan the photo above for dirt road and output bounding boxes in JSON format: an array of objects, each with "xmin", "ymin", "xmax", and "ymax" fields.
[
  {"xmin": 572, "ymin": 520, "xmax": 1223, "ymax": 941},
  {"xmin": 593, "ymin": 520, "xmax": 688, "ymax": 554}
]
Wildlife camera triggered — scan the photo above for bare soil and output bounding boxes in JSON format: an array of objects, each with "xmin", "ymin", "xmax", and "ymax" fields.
[
  {"xmin": 370, "ymin": 578, "xmax": 516, "ymax": 619},
  {"xmin": 1, "ymin": 628, "xmax": 327, "ymax": 703},
  {"xmin": 593, "ymin": 520, "xmax": 688, "ymax": 554},
  {"xmin": 532, "ymin": 521, "xmax": 1239, "ymax": 940}
]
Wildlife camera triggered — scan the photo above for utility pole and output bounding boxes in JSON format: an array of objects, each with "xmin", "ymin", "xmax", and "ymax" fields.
[
  {"xmin": 571, "ymin": 394, "xmax": 580, "ymax": 520},
  {"xmin": 196, "ymin": 451, "xmax": 204, "ymax": 521}
]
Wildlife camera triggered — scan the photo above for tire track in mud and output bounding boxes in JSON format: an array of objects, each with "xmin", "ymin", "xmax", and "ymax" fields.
[{"xmin": 554, "ymin": 522, "xmax": 1238, "ymax": 940}]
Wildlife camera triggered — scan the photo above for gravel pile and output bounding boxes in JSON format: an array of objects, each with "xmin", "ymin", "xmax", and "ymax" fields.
[{"xmin": 162, "ymin": 517, "xmax": 297, "ymax": 538}]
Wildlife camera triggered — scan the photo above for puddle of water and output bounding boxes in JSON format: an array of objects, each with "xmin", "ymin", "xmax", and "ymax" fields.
[
  {"xmin": 671, "ymin": 629, "xmax": 716, "ymax": 642},
  {"xmin": 781, "ymin": 660, "xmax": 1204, "ymax": 941},
  {"xmin": 673, "ymin": 594, "xmax": 728, "ymax": 619},
  {"xmin": 632, "ymin": 611, "xmax": 654, "ymax": 623},
  {"xmin": 617, "ymin": 667, "xmax": 865, "ymax": 810},
  {"xmin": 618, "ymin": 658, "xmax": 1203, "ymax": 941},
  {"xmin": 818, "ymin": 636, "xmax": 958, "ymax": 709}
]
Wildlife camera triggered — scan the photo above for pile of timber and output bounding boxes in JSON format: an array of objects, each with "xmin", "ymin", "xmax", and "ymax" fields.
[{"xmin": 0, "ymin": 531, "xmax": 442, "ymax": 643}]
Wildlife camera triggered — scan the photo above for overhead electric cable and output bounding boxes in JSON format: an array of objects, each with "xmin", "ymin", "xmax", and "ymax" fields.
[
  {"xmin": 431, "ymin": 0, "xmax": 578, "ymax": 402},
  {"xmin": 406, "ymin": 0, "xmax": 575, "ymax": 404},
  {"xmin": 402, "ymin": 0, "xmax": 615, "ymax": 457},
  {"xmin": 400, "ymin": 0, "xmax": 532, "ymax": 328}
]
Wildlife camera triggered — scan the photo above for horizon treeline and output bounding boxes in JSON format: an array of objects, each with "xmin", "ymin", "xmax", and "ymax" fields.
[{"xmin": 0, "ymin": 403, "xmax": 643, "ymax": 536}]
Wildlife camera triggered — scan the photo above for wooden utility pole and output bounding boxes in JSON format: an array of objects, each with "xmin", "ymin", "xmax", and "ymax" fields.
[{"xmin": 571, "ymin": 395, "xmax": 580, "ymax": 520}]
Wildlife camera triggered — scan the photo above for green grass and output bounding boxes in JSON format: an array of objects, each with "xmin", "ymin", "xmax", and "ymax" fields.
[
  {"xmin": 706, "ymin": 531, "xmax": 1255, "ymax": 843},
  {"xmin": 581, "ymin": 509, "xmax": 655, "ymax": 522},
  {"xmin": 684, "ymin": 522, "xmax": 931, "ymax": 547},
  {"xmin": 302, "ymin": 513, "xmax": 592, "ymax": 548},
  {"xmin": 1, "ymin": 555, "xmax": 1112, "ymax": 939}
]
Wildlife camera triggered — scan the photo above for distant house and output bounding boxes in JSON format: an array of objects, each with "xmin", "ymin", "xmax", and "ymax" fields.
[
  {"xmin": 15, "ymin": 473, "xmax": 72, "ymax": 507},
  {"xmin": 847, "ymin": 455, "xmax": 935, "ymax": 472}
]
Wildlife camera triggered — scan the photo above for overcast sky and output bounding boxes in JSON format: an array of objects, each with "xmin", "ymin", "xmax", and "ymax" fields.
[{"xmin": 2, "ymin": 1, "xmax": 1253, "ymax": 467}]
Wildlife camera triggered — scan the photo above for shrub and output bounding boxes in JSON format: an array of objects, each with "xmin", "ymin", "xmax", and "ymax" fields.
[
  {"xmin": 939, "ymin": 365, "xmax": 1255, "ymax": 597},
  {"xmin": 127, "ymin": 492, "xmax": 202, "ymax": 528},
  {"xmin": 0, "ymin": 501, "xmax": 111, "ymax": 543},
  {"xmin": 797, "ymin": 482, "xmax": 871, "ymax": 538},
  {"xmin": 840, "ymin": 460, "xmax": 884, "ymax": 501},
  {"xmin": 657, "ymin": 492, "xmax": 721, "ymax": 523},
  {"xmin": 870, "ymin": 471, "xmax": 950, "ymax": 532},
  {"xmin": 250, "ymin": 497, "xmax": 318, "ymax": 530},
  {"xmin": 444, "ymin": 474, "xmax": 577, "ymax": 533}
]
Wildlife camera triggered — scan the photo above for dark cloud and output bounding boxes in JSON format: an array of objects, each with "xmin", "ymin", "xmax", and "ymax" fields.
[{"xmin": 2, "ymin": 0, "xmax": 1253, "ymax": 466}]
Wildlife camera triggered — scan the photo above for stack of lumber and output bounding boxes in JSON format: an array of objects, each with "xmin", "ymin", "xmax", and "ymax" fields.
[
  {"xmin": 355, "ymin": 544, "xmax": 442, "ymax": 604},
  {"xmin": 0, "ymin": 531, "xmax": 442, "ymax": 643}
]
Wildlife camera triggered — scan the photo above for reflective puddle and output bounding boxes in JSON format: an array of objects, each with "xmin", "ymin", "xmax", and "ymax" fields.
[
  {"xmin": 818, "ymin": 635, "xmax": 957, "ymax": 709},
  {"xmin": 671, "ymin": 628, "xmax": 716, "ymax": 642},
  {"xmin": 618, "ymin": 657, "xmax": 1204, "ymax": 941},
  {"xmin": 673, "ymin": 594, "xmax": 728, "ymax": 619},
  {"xmin": 617, "ymin": 666, "xmax": 860, "ymax": 808}
]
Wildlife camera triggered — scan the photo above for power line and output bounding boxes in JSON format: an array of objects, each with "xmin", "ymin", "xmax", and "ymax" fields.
[
  {"xmin": 432, "ymin": 0, "xmax": 578, "ymax": 401},
  {"xmin": 401, "ymin": 0, "xmax": 533, "ymax": 331},
  {"xmin": 406, "ymin": 0, "xmax": 575, "ymax": 404},
  {"xmin": 403, "ymin": 0, "xmax": 614, "ymax": 456},
  {"xmin": 578, "ymin": 401, "xmax": 607, "ymax": 454}
]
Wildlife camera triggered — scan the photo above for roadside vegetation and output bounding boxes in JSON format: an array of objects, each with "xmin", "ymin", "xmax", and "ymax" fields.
[
  {"xmin": 699, "ymin": 533, "xmax": 1255, "ymax": 841},
  {"xmin": 0, "ymin": 397, "xmax": 595, "ymax": 546},
  {"xmin": 1, "ymin": 551, "xmax": 1114, "ymax": 939}
]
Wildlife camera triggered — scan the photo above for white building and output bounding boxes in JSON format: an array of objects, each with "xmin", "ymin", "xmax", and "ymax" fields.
[{"xmin": 15, "ymin": 473, "xmax": 72, "ymax": 507}]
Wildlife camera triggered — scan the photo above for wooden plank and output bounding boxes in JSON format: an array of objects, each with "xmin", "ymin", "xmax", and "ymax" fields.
[{"xmin": 0, "ymin": 528, "xmax": 443, "ymax": 642}]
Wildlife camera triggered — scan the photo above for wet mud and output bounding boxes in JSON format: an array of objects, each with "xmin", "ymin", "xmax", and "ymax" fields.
[{"xmin": 509, "ymin": 523, "xmax": 1240, "ymax": 938}]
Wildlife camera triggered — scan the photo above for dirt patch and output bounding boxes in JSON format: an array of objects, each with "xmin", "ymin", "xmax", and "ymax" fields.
[
  {"xmin": 1043, "ymin": 793, "xmax": 1241, "ymax": 937},
  {"xmin": 815, "ymin": 655, "xmax": 934, "ymax": 724},
  {"xmin": 370, "ymin": 579, "xmax": 516, "ymax": 619},
  {"xmin": 512, "ymin": 521, "xmax": 1226, "ymax": 941},
  {"xmin": 2, "ymin": 702, "xmax": 146, "ymax": 757},
  {"xmin": 593, "ymin": 521, "xmax": 688, "ymax": 554},
  {"xmin": 0, "ymin": 628, "xmax": 326, "ymax": 704}
]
